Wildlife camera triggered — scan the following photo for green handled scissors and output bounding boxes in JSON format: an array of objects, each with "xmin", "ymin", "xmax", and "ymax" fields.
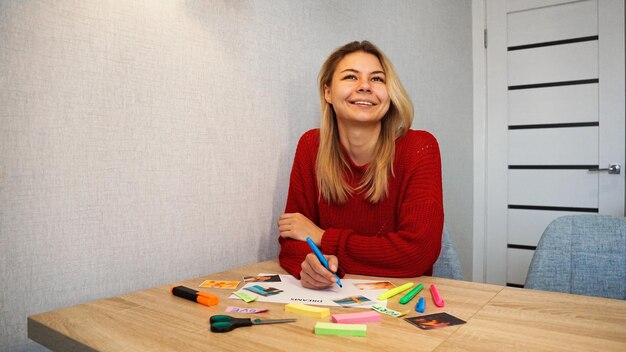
[{"xmin": 209, "ymin": 315, "xmax": 297, "ymax": 333}]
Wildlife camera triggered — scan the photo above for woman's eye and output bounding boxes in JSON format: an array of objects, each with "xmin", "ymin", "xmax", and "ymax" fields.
[
  {"xmin": 342, "ymin": 75, "xmax": 357, "ymax": 80},
  {"xmin": 372, "ymin": 76, "xmax": 385, "ymax": 83}
]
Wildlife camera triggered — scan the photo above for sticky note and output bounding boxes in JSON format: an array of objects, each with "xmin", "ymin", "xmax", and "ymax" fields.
[
  {"xmin": 371, "ymin": 304, "xmax": 409, "ymax": 317},
  {"xmin": 331, "ymin": 311, "xmax": 381, "ymax": 324},
  {"xmin": 285, "ymin": 302, "xmax": 330, "ymax": 319},
  {"xmin": 234, "ymin": 291, "xmax": 257, "ymax": 303},
  {"xmin": 315, "ymin": 322, "xmax": 366, "ymax": 336}
]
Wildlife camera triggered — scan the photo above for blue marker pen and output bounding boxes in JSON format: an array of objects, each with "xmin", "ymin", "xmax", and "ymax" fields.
[
  {"xmin": 416, "ymin": 297, "xmax": 425, "ymax": 313},
  {"xmin": 305, "ymin": 237, "xmax": 342, "ymax": 288}
]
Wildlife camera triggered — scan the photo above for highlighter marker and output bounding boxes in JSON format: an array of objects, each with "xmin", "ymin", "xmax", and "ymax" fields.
[
  {"xmin": 377, "ymin": 282, "xmax": 414, "ymax": 301},
  {"xmin": 171, "ymin": 286, "xmax": 219, "ymax": 307},
  {"xmin": 399, "ymin": 283, "xmax": 424, "ymax": 304},
  {"xmin": 306, "ymin": 237, "xmax": 342, "ymax": 288},
  {"xmin": 429, "ymin": 284, "xmax": 444, "ymax": 307},
  {"xmin": 416, "ymin": 297, "xmax": 425, "ymax": 313}
]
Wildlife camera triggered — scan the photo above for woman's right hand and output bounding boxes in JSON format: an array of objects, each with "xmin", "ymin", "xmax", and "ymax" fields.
[{"xmin": 300, "ymin": 253, "xmax": 340, "ymax": 289}]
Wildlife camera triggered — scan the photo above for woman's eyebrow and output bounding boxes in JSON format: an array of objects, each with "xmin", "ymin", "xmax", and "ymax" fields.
[{"xmin": 338, "ymin": 68, "xmax": 386, "ymax": 75}]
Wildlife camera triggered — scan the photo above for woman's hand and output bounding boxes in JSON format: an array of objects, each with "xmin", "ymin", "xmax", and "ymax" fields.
[
  {"xmin": 300, "ymin": 253, "xmax": 340, "ymax": 289},
  {"xmin": 278, "ymin": 212, "xmax": 337, "ymax": 289},
  {"xmin": 278, "ymin": 213, "xmax": 324, "ymax": 244}
]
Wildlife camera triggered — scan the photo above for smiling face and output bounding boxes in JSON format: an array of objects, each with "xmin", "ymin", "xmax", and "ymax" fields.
[{"xmin": 324, "ymin": 51, "xmax": 391, "ymax": 128}]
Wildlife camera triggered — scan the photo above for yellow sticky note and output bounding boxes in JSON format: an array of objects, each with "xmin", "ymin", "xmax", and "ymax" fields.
[{"xmin": 285, "ymin": 302, "xmax": 330, "ymax": 319}]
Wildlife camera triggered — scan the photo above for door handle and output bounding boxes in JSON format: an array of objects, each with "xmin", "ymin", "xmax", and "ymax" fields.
[{"xmin": 587, "ymin": 164, "xmax": 621, "ymax": 174}]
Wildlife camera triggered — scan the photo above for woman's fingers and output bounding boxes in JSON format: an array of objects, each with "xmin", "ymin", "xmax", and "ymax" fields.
[
  {"xmin": 299, "ymin": 253, "xmax": 338, "ymax": 289},
  {"xmin": 300, "ymin": 269, "xmax": 333, "ymax": 289},
  {"xmin": 326, "ymin": 255, "xmax": 339, "ymax": 273}
]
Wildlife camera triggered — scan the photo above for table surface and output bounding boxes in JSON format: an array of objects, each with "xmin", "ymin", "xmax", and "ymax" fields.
[{"xmin": 28, "ymin": 259, "xmax": 626, "ymax": 351}]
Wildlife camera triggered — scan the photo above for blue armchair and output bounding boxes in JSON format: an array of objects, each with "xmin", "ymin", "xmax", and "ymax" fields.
[
  {"xmin": 433, "ymin": 225, "xmax": 463, "ymax": 280},
  {"xmin": 524, "ymin": 215, "xmax": 626, "ymax": 299}
]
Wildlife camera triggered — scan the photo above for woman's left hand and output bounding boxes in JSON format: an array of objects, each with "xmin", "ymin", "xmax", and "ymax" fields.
[{"xmin": 278, "ymin": 212, "xmax": 324, "ymax": 244}]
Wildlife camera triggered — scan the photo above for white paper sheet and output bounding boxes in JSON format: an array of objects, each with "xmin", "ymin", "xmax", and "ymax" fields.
[{"xmin": 229, "ymin": 274, "xmax": 390, "ymax": 308}]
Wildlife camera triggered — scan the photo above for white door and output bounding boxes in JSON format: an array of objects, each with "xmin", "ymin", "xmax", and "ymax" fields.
[{"xmin": 482, "ymin": 0, "xmax": 625, "ymax": 286}]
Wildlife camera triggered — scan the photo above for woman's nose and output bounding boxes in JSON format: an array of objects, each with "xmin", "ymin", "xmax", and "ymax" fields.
[{"xmin": 357, "ymin": 80, "xmax": 371, "ymax": 92}]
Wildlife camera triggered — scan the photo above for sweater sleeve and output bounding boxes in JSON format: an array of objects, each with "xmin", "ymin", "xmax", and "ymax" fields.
[
  {"xmin": 321, "ymin": 133, "xmax": 444, "ymax": 278},
  {"xmin": 278, "ymin": 130, "xmax": 325, "ymax": 278}
]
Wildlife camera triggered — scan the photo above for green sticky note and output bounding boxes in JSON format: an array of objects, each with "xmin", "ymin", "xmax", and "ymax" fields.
[
  {"xmin": 314, "ymin": 322, "xmax": 366, "ymax": 337},
  {"xmin": 234, "ymin": 291, "xmax": 257, "ymax": 303}
]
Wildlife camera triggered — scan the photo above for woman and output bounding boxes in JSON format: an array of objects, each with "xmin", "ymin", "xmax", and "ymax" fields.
[{"xmin": 278, "ymin": 41, "xmax": 443, "ymax": 289}]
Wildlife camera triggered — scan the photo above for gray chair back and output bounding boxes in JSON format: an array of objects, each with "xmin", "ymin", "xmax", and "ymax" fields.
[
  {"xmin": 433, "ymin": 225, "xmax": 463, "ymax": 280},
  {"xmin": 525, "ymin": 215, "xmax": 626, "ymax": 299}
]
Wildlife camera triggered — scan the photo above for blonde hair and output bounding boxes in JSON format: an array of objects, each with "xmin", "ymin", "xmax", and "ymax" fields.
[{"xmin": 317, "ymin": 41, "xmax": 414, "ymax": 204}]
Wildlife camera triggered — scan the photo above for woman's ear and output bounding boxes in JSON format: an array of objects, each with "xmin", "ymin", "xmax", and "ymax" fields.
[{"xmin": 324, "ymin": 84, "xmax": 332, "ymax": 104}]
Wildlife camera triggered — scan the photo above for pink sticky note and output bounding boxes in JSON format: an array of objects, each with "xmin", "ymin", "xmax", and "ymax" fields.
[{"xmin": 331, "ymin": 311, "xmax": 381, "ymax": 324}]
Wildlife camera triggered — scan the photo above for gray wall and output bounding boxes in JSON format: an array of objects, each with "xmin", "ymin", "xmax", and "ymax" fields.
[{"xmin": 0, "ymin": 1, "xmax": 472, "ymax": 350}]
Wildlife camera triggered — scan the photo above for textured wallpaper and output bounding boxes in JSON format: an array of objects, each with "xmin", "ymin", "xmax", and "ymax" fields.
[{"xmin": 0, "ymin": 1, "xmax": 472, "ymax": 350}]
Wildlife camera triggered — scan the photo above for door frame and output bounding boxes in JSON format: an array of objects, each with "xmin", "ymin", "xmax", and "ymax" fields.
[{"xmin": 471, "ymin": 0, "xmax": 487, "ymax": 283}]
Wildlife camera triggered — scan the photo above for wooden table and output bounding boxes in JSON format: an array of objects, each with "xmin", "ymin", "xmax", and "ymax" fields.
[{"xmin": 28, "ymin": 259, "xmax": 626, "ymax": 351}]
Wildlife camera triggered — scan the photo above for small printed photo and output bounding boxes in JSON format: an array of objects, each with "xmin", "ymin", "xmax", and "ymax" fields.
[
  {"xmin": 404, "ymin": 313, "xmax": 466, "ymax": 330},
  {"xmin": 333, "ymin": 295, "xmax": 372, "ymax": 307},
  {"xmin": 244, "ymin": 285, "xmax": 284, "ymax": 297},
  {"xmin": 243, "ymin": 275, "xmax": 282, "ymax": 283},
  {"xmin": 354, "ymin": 281, "xmax": 396, "ymax": 291},
  {"xmin": 199, "ymin": 280, "xmax": 241, "ymax": 289}
]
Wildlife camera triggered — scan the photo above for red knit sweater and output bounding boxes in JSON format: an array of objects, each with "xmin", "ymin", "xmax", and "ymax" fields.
[{"xmin": 278, "ymin": 129, "xmax": 444, "ymax": 279}]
